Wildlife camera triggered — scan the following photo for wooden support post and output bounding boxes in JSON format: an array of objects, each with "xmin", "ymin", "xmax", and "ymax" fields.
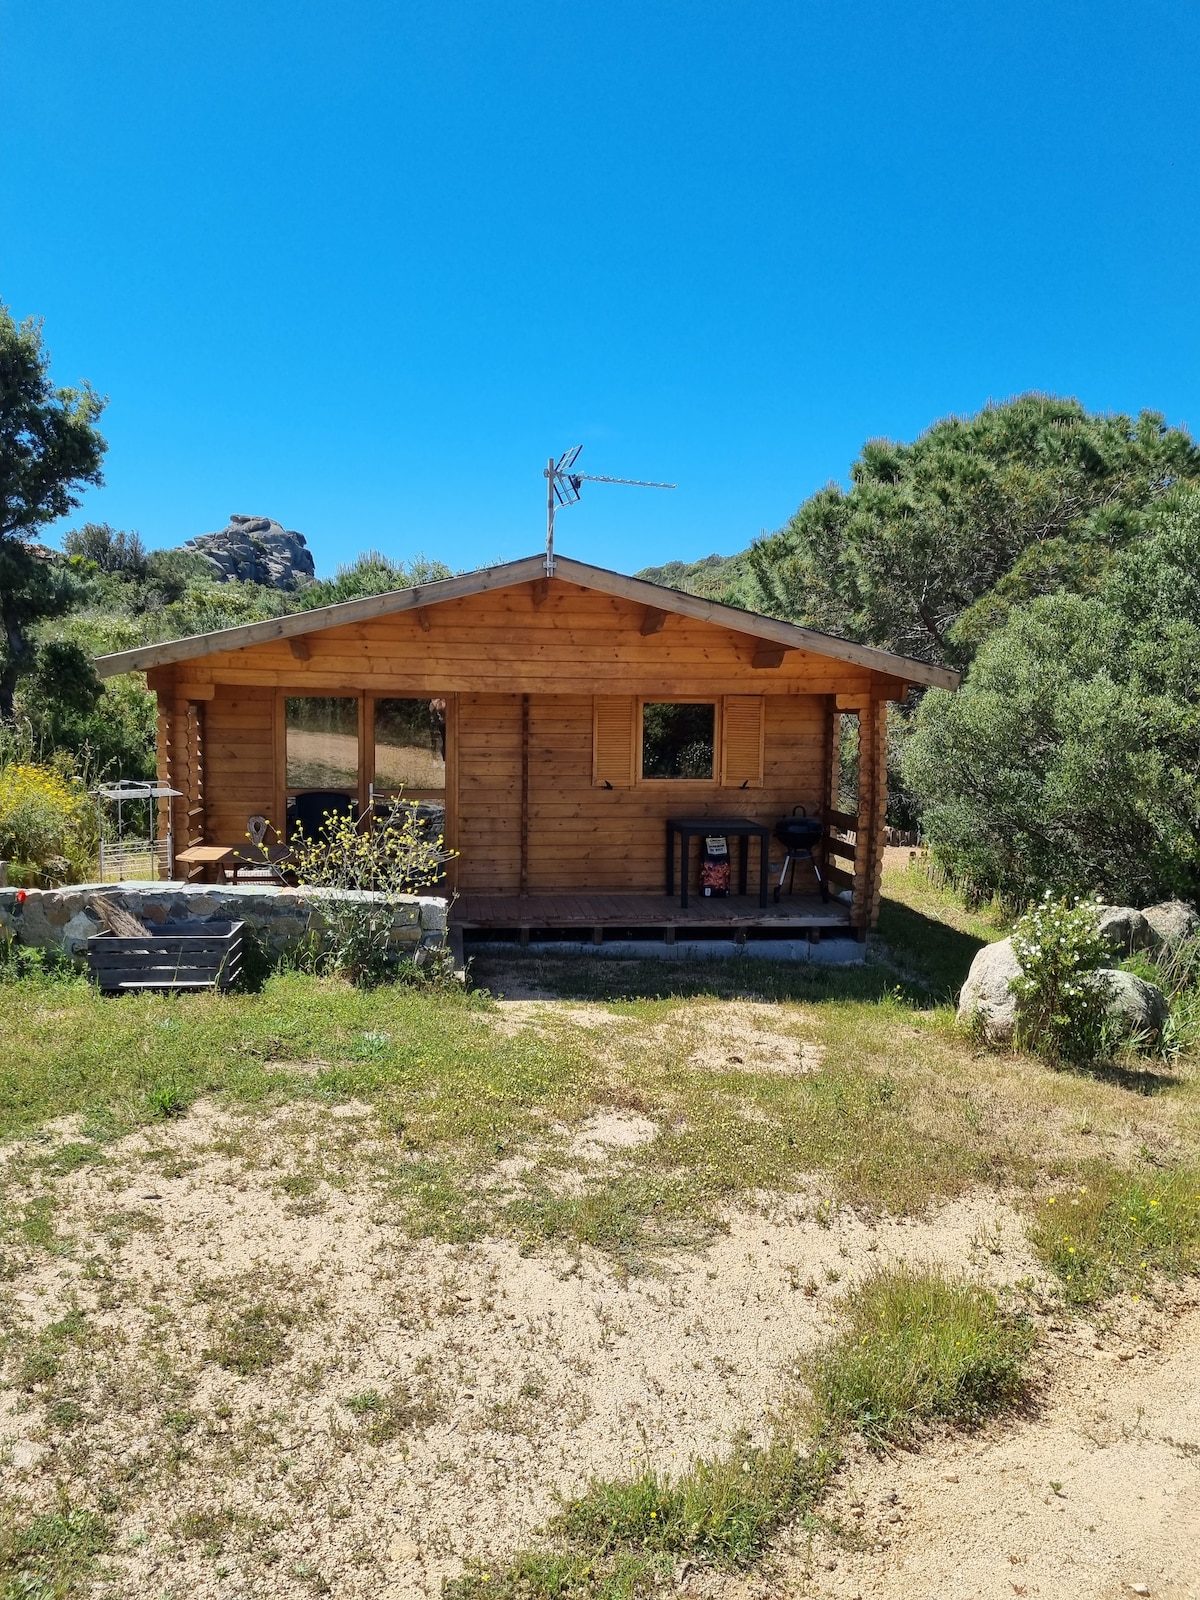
[
  {"xmin": 158, "ymin": 699, "xmax": 179, "ymax": 873},
  {"xmin": 850, "ymin": 699, "xmax": 889, "ymax": 932},
  {"xmin": 822, "ymin": 696, "xmax": 840, "ymax": 812},
  {"xmin": 273, "ymin": 688, "xmax": 288, "ymax": 838},
  {"xmin": 850, "ymin": 705, "xmax": 873, "ymax": 933},
  {"xmin": 866, "ymin": 698, "xmax": 889, "ymax": 930},
  {"xmin": 519, "ymin": 693, "xmax": 530, "ymax": 897},
  {"xmin": 443, "ymin": 693, "xmax": 459, "ymax": 892},
  {"xmin": 591, "ymin": 926, "xmax": 603, "ymax": 946},
  {"xmin": 664, "ymin": 925, "xmax": 676, "ymax": 946},
  {"xmin": 519, "ymin": 926, "xmax": 531, "ymax": 948}
]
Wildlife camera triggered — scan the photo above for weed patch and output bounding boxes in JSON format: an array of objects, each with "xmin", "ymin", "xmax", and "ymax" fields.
[
  {"xmin": 204, "ymin": 1302, "xmax": 296, "ymax": 1375},
  {"xmin": 0, "ymin": 1501, "xmax": 111, "ymax": 1597},
  {"xmin": 343, "ymin": 1382, "xmax": 439, "ymax": 1442},
  {"xmin": 448, "ymin": 1434, "xmax": 838, "ymax": 1600},
  {"xmin": 1029, "ymin": 1166, "xmax": 1200, "ymax": 1304},
  {"xmin": 803, "ymin": 1266, "xmax": 1034, "ymax": 1447}
]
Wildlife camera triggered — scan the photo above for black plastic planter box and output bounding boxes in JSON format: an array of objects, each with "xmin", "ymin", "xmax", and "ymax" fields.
[{"xmin": 87, "ymin": 920, "xmax": 244, "ymax": 993}]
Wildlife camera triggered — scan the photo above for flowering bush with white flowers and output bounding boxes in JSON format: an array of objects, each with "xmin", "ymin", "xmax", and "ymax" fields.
[{"xmin": 1009, "ymin": 893, "xmax": 1112, "ymax": 1065}]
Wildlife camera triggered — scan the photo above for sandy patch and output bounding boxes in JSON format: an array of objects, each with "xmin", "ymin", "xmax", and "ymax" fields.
[
  {"xmin": 486, "ymin": 999, "xmax": 629, "ymax": 1037},
  {"xmin": 670, "ymin": 1000, "xmax": 822, "ymax": 1077},
  {"xmin": 735, "ymin": 1296, "xmax": 1200, "ymax": 1600},
  {"xmin": 569, "ymin": 1110, "xmax": 659, "ymax": 1160},
  {"xmin": 0, "ymin": 1104, "xmax": 1049, "ymax": 1600}
]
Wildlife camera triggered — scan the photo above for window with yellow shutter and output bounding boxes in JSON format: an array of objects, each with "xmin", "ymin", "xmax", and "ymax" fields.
[
  {"xmin": 592, "ymin": 696, "xmax": 636, "ymax": 787},
  {"xmin": 720, "ymin": 695, "xmax": 765, "ymax": 787}
]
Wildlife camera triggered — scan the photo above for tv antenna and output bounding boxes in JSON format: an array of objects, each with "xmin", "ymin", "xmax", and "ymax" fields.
[{"xmin": 544, "ymin": 446, "xmax": 674, "ymax": 575}]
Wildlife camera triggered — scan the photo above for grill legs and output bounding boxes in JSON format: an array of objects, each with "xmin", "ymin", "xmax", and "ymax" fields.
[{"xmin": 773, "ymin": 849, "xmax": 830, "ymax": 905}]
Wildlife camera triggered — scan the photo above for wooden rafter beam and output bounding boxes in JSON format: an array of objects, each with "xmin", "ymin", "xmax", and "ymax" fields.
[{"xmin": 639, "ymin": 606, "xmax": 667, "ymax": 636}]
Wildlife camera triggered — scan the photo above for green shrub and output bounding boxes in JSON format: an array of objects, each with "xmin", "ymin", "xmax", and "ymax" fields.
[
  {"xmin": 903, "ymin": 490, "xmax": 1200, "ymax": 907},
  {"xmin": 1009, "ymin": 894, "xmax": 1112, "ymax": 1065},
  {"xmin": 1029, "ymin": 1169, "xmax": 1200, "ymax": 1304},
  {"xmin": 803, "ymin": 1266, "xmax": 1033, "ymax": 1446}
]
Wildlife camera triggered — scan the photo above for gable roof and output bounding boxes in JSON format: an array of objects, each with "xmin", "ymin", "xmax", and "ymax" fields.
[{"xmin": 93, "ymin": 553, "xmax": 960, "ymax": 690}]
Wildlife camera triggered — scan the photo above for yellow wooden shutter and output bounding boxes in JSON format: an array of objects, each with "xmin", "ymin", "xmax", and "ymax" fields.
[
  {"xmin": 721, "ymin": 695, "xmax": 765, "ymax": 787},
  {"xmin": 593, "ymin": 696, "xmax": 635, "ymax": 787}
]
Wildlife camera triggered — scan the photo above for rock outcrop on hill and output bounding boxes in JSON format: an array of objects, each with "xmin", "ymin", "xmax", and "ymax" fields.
[{"xmin": 182, "ymin": 514, "xmax": 315, "ymax": 590}]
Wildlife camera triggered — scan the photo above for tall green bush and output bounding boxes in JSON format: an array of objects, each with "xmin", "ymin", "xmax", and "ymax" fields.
[{"xmin": 903, "ymin": 491, "xmax": 1200, "ymax": 906}]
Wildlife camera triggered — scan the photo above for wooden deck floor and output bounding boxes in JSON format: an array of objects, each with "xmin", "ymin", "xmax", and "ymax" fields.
[{"xmin": 453, "ymin": 891, "xmax": 852, "ymax": 931}]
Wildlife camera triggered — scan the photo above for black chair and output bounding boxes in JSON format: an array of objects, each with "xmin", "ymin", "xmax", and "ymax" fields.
[{"xmin": 287, "ymin": 790, "xmax": 357, "ymax": 841}]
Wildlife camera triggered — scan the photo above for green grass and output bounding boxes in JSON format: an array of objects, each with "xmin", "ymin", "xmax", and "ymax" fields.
[
  {"xmin": 876, "ymin": 856, "xmax": 1011, "ymax": 998},
  {"xmin": 0, "ymin": 963, "xmax": 1027, "ymax": 1258},
  {"xmin": 0, "ymin": 1502, "xmax": 112, "ymax": 1598},
  {"xmin": 1029, "ymin": 1165, "xmax": 1200, "ymax": 1304},
  {"xmin": 802, "ymin": 1266, "xmax": 1034, "ymax": 1446},
  {"xmin": 0, "ymin": 903, "xmax": 1195, "ymax": 1263},
  {"xmin": 448, "ymin": 1435, "xmax": 839, "ymax": 1600}
]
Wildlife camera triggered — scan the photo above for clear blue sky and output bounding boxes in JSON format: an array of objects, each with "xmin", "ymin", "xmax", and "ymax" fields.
[{"xmin": 3, "ymin": 0, "xmax": 1199, "ymax": 579}]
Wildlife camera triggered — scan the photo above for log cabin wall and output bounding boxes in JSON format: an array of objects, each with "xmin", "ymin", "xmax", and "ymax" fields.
[
  {"xmin": 204, "ymin": 686, "xmax": 276, "ymax": 844},
  {"xmin": 452, "ymin": 691, "xmax": 828, "ymax": 894},
  {"xmin": 149, "ymin": 579, "xmax": 902, "ymax": 922}
]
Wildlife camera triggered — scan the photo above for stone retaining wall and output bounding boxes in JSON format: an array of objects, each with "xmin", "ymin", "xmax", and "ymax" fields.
[{"xmin": 0, "ymin": 883, "xmax": 449, "ymax": 961}]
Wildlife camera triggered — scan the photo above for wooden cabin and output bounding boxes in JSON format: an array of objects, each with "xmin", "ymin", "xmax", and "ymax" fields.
[{"xmin": 94, "ymin": 555, "xmax": 957, "ymax": 942}]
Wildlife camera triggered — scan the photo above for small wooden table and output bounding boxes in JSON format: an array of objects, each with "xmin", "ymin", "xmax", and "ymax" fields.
[
  {"xmin": 174, "ymin": 844, "xmax": 238, "ymax": 884},
  {"xmin": 665, "ymin": 817, "xmax": 771, "ymax": 910}
]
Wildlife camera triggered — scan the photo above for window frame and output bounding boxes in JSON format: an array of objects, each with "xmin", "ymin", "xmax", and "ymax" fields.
[
  {"xmin": 277, "ymin": 690, "xmax": 450, "ymax": 821},
  {"xmin": 637, "ymin": 697, "xmax": 722, "ymax": 784}
]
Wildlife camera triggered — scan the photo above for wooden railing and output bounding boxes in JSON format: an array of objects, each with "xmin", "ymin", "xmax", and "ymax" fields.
[{"xmin": 822, "ymin": 806, "xmax": 858, "ymax": 895}]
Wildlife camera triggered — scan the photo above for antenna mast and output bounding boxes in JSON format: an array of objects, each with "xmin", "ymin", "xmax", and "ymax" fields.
[{"xmin": 543, "ymin": 446, "xmax": 674, "ymax": 575}]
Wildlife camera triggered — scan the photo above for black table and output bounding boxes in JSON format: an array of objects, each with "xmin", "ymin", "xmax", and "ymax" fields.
[{"xmin": 665, "ymin": 817, "xmax": 771, "ymax": 910}]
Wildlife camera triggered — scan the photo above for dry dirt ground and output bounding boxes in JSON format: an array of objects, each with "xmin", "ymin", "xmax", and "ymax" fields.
[{"xmin": 1, "ymin": 999, "xmax": 1197, "ymax": 1600}]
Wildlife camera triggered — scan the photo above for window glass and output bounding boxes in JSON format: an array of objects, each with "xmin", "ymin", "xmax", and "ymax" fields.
[
  {"xmin": 642, "ymin": 702, "xmax": 715, "ymax": 780},
  {"xmin": 286, "ymin": 697, "xmax": 358, "ymax": 791},
  {"xmin": 373, "ymin": 698, "xmax": 446, "ymax": 792}
]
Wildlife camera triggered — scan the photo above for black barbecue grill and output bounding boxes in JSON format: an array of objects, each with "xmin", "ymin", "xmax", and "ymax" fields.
[{"xmin": 773, "ymin": 806, "xmax": 828, "ymax": 904}]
